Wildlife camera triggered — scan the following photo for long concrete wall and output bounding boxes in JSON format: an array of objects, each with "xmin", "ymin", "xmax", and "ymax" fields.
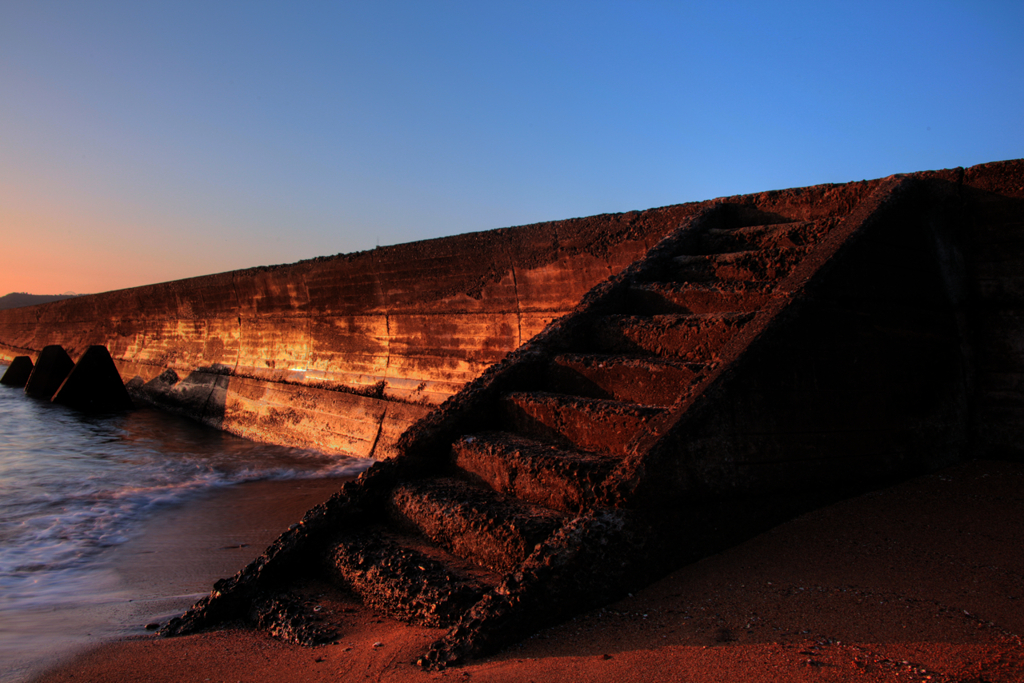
[
  {"xmin": 3, "ymin": 159, "xmax": 1022, "ymax": 461},
  {"xmin": 0, "ymin": 209, "xmax": 696, "ymax": 457}
]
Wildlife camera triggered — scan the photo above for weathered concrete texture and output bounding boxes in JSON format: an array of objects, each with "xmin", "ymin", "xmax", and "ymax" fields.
[
  {"xmin": 0, "ymin": 355, "xmax": 33, "ymax": 386},
  {"xmin": 0, "ymin": 207, "xmax": 696, "ymax": 457},
  {"xmin": 618, "ymin": 176, "xmax": 972, "ymax": 506},
  {"xmin": 51, "ymin": 345, "xmax": 134, "ymax": 412},
  {"xmin": 159, "ymin": 160, "xmax": 1024, "ymax": 669},
  {"xmin": 327, "ymin": 529, "xmax": 498, "ymax": 628},
  {"xmin": 0, "ymin": 174, "xmax": 893, "ymax": 458},
  {"xmin": 248, "ymin": 592, "xmax": 336, "ymax": 646},
  {"xmin": 451, "ymin": 431, "xmax": 618, "ymax": 513},
  {"xmin": 388, "ymin": 478, "xmax": 565, "ymax": 573},
  {"xmin": 23, "ymin": 345, "xmax": 74, "ymax": 399},
  {"xmin": 421, "ymin": 509, "xmax": 656, "ymax": 668},
  {"xmin": 501, "ymin": 390, "xmax": 665, "ymax": 455},
  {"xmin": 157, "ymin": 173, "xmax": 903, "ymax": 661}
]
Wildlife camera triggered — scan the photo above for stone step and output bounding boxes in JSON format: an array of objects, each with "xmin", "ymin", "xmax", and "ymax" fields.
[
  {"xmin": 326, "ymin": 527, "xmax": 499, "ymax": 628},
  {"xmin": 625, "ymin": 281, "xmax": 775, "ymax": 315},
  {"xmin": 546, "ymin": 353, "xmax": 702, "ymax": 405},
  {"xmin": 671, "ymin": 247, "xmax": 808, "ymax": 283},
  {"xmin": 452, "ymin": 431, "xmax": 619, "ymax": 513},
  {"xmin": 700, "ymin": 221, "xmax": 820, "ymax": 253},
  {"xmin": 388, "ymin": 477, "xmax": 565, "ymax": 573},
  {"xmin": 588, "ymin": 313, "xmax": 752, "ymax": 362},
  {"xmin": 501, "ymin": 391, "xmax": 664, "ymax": 456}
]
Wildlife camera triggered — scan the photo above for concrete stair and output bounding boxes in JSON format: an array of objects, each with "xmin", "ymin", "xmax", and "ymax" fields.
[
  {"xmin": 404, "ymin": 209, "xmax": 855, "ymax": 660},
  {"xmin": 670, "ymin": 247, "xmax": 807, "ymax": 282},
  {"xmin": 166, "ymin": 176, "xmax": 971, "ymax": 668},
  {"xmin": 387, "ymin": 478, "xmax": 564, "ymax": 573},
  {"xmin": 451, "ymin": 431, "xmax": 617, "ymax": 513},
  {"xmin": 625, "ymin": 281, "xmax": 774, "ymax": 314},
  {"xmin": 166, "ymin": 204, "xmax": 845, "ymax": 650},
  {"xmin": 500, "ymin": 391, "xmax": 664, "ymax": 455},
  {"xmin": 701, "ymin": 220, "xmax": 821, "ymax": 252},
  {"xmin": 545, "ymin": 353, "xmax": 702, "ymax": 405},
  {"xmin": 589, "ymin": 313, "xmax": 751, "ymax": 361},
  {"xmin": 326, "ymin": 527, "xmax": 499, "ymax": 627}
]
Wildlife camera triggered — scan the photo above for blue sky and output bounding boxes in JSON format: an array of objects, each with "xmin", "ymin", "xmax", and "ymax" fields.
[{"xmin": 1, "ymin": 1, "xmax": 1022, "ymax": 294}]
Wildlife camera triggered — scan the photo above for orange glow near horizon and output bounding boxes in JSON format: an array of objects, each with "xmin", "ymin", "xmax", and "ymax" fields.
[
  {"xmin": 0, "ymin": 200, "xmax": 313, "ymax": 296},
  {"xmin": 0, "ymin": 211, "xmax": 190, "ymax": 295}
]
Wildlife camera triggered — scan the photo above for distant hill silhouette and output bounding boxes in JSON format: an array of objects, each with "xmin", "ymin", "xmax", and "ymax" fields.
[{"xmin": 0, "ymin": 292, "xmax": 80, "ymax": 311}]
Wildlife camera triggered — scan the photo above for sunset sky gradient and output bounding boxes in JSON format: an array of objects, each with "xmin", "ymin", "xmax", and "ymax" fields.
[{"xmin": 1, "ymin": 1, "xmax": 1022, "ymax": 295}]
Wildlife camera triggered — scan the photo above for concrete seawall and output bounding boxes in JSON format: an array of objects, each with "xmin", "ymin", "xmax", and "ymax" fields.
[
  {"xmin": 2, "ymin": 160, "xmax": 1022, "ymax": 462},
  {"xmin": 9, "ymin": 159, "xmax": 1022, "ymax": 665},
  {"xmin": 0, "ymin": 208, "xmax": 694, "ymax": 456}
]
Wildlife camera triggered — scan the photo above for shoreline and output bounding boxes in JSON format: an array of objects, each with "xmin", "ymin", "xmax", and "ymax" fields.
[
  {"xmin": 111, "ymin": 476, "xmax": 354, "ymax": 629},
  {"xmin": 27, "ymin": 458, "xmax": 1024, "ymax": 682},
  {"xmin": 3, "ymin": 476, "xmax": 349, "ymax": 683}
]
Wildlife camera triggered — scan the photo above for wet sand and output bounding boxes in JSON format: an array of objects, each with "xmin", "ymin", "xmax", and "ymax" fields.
[
  {"xmin": 5, "ymin": 477, "xmax": 348, "ymax": 683},
  {"xmin": 30, "ymin": 460, "xmax": 1024, "ymax": 683},
  {"xmin": 111, "ymin": 476, "xmax": 352, "ymax": 626}
]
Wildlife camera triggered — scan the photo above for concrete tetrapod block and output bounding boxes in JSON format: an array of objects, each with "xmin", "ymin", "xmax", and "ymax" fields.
[
  {"xmin": 0, "ymin": 356, "xmax": 34, "ymax": 387},
  {"xmin": 24, "ymin": 345, "xmax": 75, "ymax": 399},
  {"xmin": 52, "ymin": 345, "xmax": 134, "ymax": 412}
]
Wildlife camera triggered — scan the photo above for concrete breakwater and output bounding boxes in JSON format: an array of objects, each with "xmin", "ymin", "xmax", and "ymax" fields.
[
  {"xmin": 0, "ymin": 185, "xmax": 847, "ymax": 458},
  {"xmin": 3, "ymin": 159, "xmax": 1024, "ymax": 664},
  {"xmin": 0, "ymin": 209, "xmax": 692, "ymax": 457},
  {"xmin": 1, "ymin": 159, "xmax": 1022, "ymax": 465}
]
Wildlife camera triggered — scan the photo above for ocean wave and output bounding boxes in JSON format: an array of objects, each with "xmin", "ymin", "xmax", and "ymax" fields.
[{"xmin": 0, "ymin": 387, "xmax": 372, "ymax": 611}]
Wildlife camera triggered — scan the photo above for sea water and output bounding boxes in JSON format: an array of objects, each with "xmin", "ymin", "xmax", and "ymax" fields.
[{"xmin": 0, "ymin": 363, "xmax": 372, "ymax": 681}]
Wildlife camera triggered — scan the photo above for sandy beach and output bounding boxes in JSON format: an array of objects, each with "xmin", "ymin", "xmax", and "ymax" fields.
[
  {"xmin": 2, "ymin": 477, "xmax": 351, "ymax": 683},
  {"xmin": 30, "ymin": 459, "xmax": 1024, "ymax": 683}
]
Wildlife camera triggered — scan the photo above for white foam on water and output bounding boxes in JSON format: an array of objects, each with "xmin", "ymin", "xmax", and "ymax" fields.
[{"xmin": 0, "ymin": 371, "xmax": 373, "ymax": 681}]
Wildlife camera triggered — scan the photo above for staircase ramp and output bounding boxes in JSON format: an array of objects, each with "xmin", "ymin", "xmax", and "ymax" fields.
[{"xmin": 163, "ymin": 175, "xmax": 969, "ymax": 667}]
